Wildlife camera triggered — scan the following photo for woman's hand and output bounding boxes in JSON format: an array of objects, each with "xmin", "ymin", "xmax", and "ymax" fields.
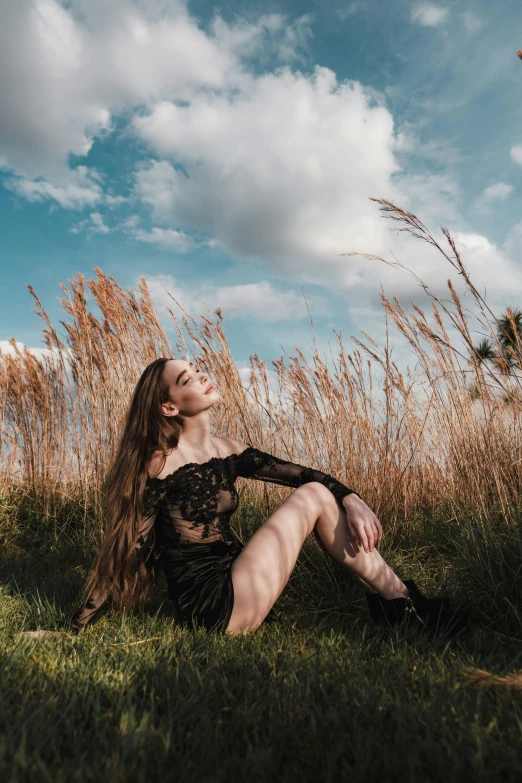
[{"xmin": 342, "ymin": 494, "xmax": 383, "ymax": 553}]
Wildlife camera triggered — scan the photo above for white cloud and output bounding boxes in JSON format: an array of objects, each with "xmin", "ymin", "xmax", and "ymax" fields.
[
  {"xmin": 134, "ymin": 226, "xmax": 192, "ymax": 251},
  {"xmin": 89, "ymin": 211, "xmax": 110, "ymax": 233},
  {"xmin": 70, "ymin": 209, "xmax": 111, "ymax": 234},
  {"xmin": 333, "ymin": 223, "xmax": 522, "ymax": 382},
  {"xmin": 460, "ymin": 12, "xmax": 481, "ymax": 34},
  {"xmin": 3, "ymin": 165, "xmax": 104, "ymax": 209},
  {"xmin": 141, "ymin": 274, "xmax": 199, "ymax": 318},
  {"xmin": 0, "ymin": 0, "xmax": 312, "ymax": 201},
  {"xmin": 337, "ymin": 3, "xmax": 360, "ymax": 21},
  {"xmin": 209, "ymin": 11, "xmax": 312, "ymax": 66},
  {"xmin": 503, "ymin": 219, "xmax": 522, "ymax": 260},
  {"xmin": 410, "ymin": 4, "xmax": 449, "ymax": 27},
  {"xmin": 235, "ymin": 361, "xmax": 256, "ymax": 391},
  {"xmin": 132, "ymin": 66, "xmax": 404, "ymax": 285},
  {"xmin": 0, "ymin": 340, "xmax": 50, "ymax": 362},
  {"xmin": 0, "ymin": 0, "xmax": 113, "ymax": 184},
  {"xmin": 142, "ymin": 274, "xmax": 329, "ymax": 322},
  {"xmin": 205, "ymin": 281, "xmax": 327, "ymax": 322},
  {"xmin": 452, "ymin": 232, "xmax": 522, "ymax": 298},
  {"xmin": 128, "ymin": 55, "xmax": 522, "ymax": 321},
  {"xmin": 392, "ymin": 171, "xmax": 462, "ymax": 225},
  {"xmin": 510, "ymin": 145, "xmax": 522, "ymax": 166},
  {"xmin": 233, "ymin": 358, "xmax": 293, "ymax": 410},
  {"xmin": 104, "ymin": 193, "xmax": 128, "ymax": 208},
  {"xmin": 473, "ymin": 181, "xmax": 514, "ymax": 214},
  {"xmin": 120, "ymin": 214, "xmax": 140, "ymax": 229}
]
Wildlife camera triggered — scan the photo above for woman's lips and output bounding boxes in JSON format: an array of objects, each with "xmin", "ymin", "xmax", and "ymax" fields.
[{"xmin": 205, "ymin": 384, "xmax": 215, "ymax": 394}]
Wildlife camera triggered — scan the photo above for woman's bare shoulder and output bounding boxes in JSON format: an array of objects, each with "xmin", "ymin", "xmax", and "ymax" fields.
[
  {"xmin": 218, "ymin": 436, "xmax": 252, "ymax": 457},
  {"xmin": 146, "ymin": 438, "xmax": 251, "ymax": 479}
]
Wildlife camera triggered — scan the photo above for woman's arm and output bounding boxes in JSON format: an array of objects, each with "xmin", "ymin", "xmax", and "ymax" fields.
[
  {"xmin": 70, "ymin": 508, "xmax": 157, "ymax": 632},
  {"xmin": 232, "ymin": 441, "xmax": 360, "ymax": 505},
  {"xmin": 231, "ymin": 439, "xmax": 382, "ymax": 552}
]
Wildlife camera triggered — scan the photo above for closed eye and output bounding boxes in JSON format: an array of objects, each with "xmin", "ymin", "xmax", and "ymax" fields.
[{"xmin": 184, "ymin": 368, "xmax": 201, "ymax": 385}]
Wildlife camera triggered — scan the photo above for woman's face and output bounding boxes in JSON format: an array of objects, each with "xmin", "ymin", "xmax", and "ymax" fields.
[{"xmin": 161, "ymin": 359, "xmax": 219, "ymax": 417}]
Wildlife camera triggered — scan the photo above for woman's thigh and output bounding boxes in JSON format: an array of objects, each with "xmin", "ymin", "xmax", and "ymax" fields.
[{"xmin": 225, "ymin": 483, "xmax": 322, "ymax": 634}]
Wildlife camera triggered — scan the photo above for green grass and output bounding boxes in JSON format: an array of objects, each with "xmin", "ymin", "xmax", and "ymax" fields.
[{"xmin": 2, "ymin": 496, "xmax": 522, "ymax": 782}]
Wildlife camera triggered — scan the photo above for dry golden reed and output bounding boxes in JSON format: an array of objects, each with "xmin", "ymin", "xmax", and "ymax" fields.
[
  {"xmin": 1, "ymin": 201, "xmax": 522, "ymax": 538},
  {"xmin": 464, "ymin": 667, "xmax": 522, "ymax": 690}
]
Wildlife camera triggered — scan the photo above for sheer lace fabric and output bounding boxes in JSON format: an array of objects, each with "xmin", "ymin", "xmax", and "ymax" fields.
[{"xmin": 71, "ymin": 445, "xmax": 358, "ymax": 631}]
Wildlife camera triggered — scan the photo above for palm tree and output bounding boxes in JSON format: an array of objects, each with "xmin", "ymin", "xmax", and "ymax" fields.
[
  {"xmin": 497, "ymin": 308, "xmax": 522, "ymax": 363},
  {"xmin": 470, "ymin": 307, "xmax": 522, "ymax": 378},
  {"xmin": 472, "ymin": 337, "xmax": 497, "ymax": 364}
]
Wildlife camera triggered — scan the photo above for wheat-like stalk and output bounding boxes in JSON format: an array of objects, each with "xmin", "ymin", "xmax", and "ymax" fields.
[{"xmin": 1, "ymin": 204, "xmax": 522, "ymax": 539}]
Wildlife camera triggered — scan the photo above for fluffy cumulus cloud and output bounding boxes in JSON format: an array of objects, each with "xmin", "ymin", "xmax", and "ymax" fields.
[
  {"xmin": 133, "ymin": 227, "xmax": 192, "ymax": 251},
  {"xmin": 0, "ymin": 1, "xmax": 113, "ymax": 203},
  {"xmin": 0, "ymin": 340, "xmax": 50, "ymax": 362},
  {"xmin": 131, "ymin": 66, "xmax": 404, "ymax": 283},
  {"xmin": 70, "ymin": 209, "xmax": 111, "ymax": 234},
  {"xmin": 4, "ymin": 166, "xmax": 105, "ymax": 210},
  {"xmin": 474, "ymin": 181, "xmax": 514, "ymax": 214},
  {"xmin": 142, "ymin": 274, "xmax": 329, "ymax": 323},
  {"xmin": 130, "ymin": 115, "xmax": 521, "ymax": 312},
  {"xmin": 0, "ymin": 0, "xmax": 309, "ymax": 192},
  {"xmin": 410, "ymin": 4, "xmax": 449, "ymax": 27},
  {"xmin": 511, "ymin": 145, "xmax": 522, "ymax": 166},
  {"xmin": 502, "ymin": 220, "xmax": 522, "ymax": 260},
  {"xmin": 451, "ymin": 232, "xmax": 522, "ymax": 296},
  {"xmin": 337, "ymin": 3, "xmax": 360, "ymax": 22},
  {"xmin": 460, "ymin": 11, "xmax": 481, "ymax": 34},
  {"xmin": 1, "ymin": 0, "xmax": 521, "ymax": 347}
]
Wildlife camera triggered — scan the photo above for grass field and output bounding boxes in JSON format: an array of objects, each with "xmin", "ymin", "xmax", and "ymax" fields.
[{"xmin": 2, "ymin": 496, "xmax": 522, "ymax": 783}]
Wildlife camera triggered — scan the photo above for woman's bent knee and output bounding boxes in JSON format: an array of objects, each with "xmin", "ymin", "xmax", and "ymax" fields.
[
  {"xmin": 296, "ymin": 481, "xmax": 336, "ymax": 516},
  {"xmin": 291, "ymin": 482, "xmax": 325, "ymax": 524}
]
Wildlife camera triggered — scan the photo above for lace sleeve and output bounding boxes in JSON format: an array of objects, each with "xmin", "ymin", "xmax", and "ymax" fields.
[
  {"xmin": 234, "ymin": 446, "xmax": 360, "ymax": 506},
  {"xmin": 70, "ymin": 484, "xmax": 161, "ymax": 632}
]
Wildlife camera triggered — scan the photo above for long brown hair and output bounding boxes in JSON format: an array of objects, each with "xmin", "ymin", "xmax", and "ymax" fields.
[{"xmin": 82, "ymin": 357, "xmax": 183, "ymax": 612}]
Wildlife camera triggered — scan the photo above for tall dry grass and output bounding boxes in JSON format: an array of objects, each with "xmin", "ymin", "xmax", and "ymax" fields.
[{"xmin": 1, "ymin": 201, "xmax": 522, "ymax": 557}]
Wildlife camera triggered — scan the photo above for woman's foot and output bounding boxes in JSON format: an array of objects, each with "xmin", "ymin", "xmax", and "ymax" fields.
[{"xmin": 366, "ymin": 579, "xmax": 468, "ymax": 636}]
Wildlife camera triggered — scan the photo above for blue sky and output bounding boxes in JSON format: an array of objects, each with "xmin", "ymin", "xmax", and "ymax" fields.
[{"xmin": 1, "ymin": 0, "xmax": 522, "ymax": 376}]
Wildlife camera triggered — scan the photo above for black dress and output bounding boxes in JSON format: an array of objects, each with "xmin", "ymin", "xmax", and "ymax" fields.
[{"xmin": 71, "ymin": 445, "xmax": 359, "ymax": 633}]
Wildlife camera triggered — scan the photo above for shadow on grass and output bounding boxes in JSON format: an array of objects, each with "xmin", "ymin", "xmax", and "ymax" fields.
[
  {"xmin": 3, "ymin": 529, "xmax": 522, "ymax": 780},
  {"xmin": 1, "ymin": 618, "xmax": 522, "ymax": 783},
  {"xmin": 0, "ymin": 542, "xmax": 179, "ymax": 632}
]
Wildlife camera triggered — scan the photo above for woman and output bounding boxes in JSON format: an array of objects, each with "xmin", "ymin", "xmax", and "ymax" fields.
[{"xmin": 69, "ymin": 357, "xmax": 466, "ymax": 636}]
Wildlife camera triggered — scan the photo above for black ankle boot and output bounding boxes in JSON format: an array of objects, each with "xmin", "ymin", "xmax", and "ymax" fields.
[
  {"xmin": 366, "ymin": 591, "xmax": 408, "ymax": 625},
  {"xmin": 402, "ymin": 580, "xmax": 469, "ymax": 635},
  {"xmin": 366, "ymin": 580, "xmax": 468, "ymax": 636}
]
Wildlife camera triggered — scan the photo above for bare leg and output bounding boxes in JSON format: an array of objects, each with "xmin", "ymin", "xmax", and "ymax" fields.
[
  {"xmin": 226, "ymin": 482, "xmax": 407, "ymax": 635},
  {"xmin": 312, "ymin": 483, "xmax": 409, "ymax": 600}
]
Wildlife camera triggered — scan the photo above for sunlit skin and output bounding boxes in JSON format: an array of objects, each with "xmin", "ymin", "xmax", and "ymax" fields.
[
  {"xmin": 22, "ymin": 358, "xmax": 409, "ymax": 638},
  {"xmin": 152, "ymin": 359, "xmax": 224, "ymax": 472}
]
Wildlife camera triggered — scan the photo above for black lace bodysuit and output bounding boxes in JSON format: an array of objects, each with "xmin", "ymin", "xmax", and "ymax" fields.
[{"xmin": 71, "ymin": 445, "xmax": 359, "ymax": 633}]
